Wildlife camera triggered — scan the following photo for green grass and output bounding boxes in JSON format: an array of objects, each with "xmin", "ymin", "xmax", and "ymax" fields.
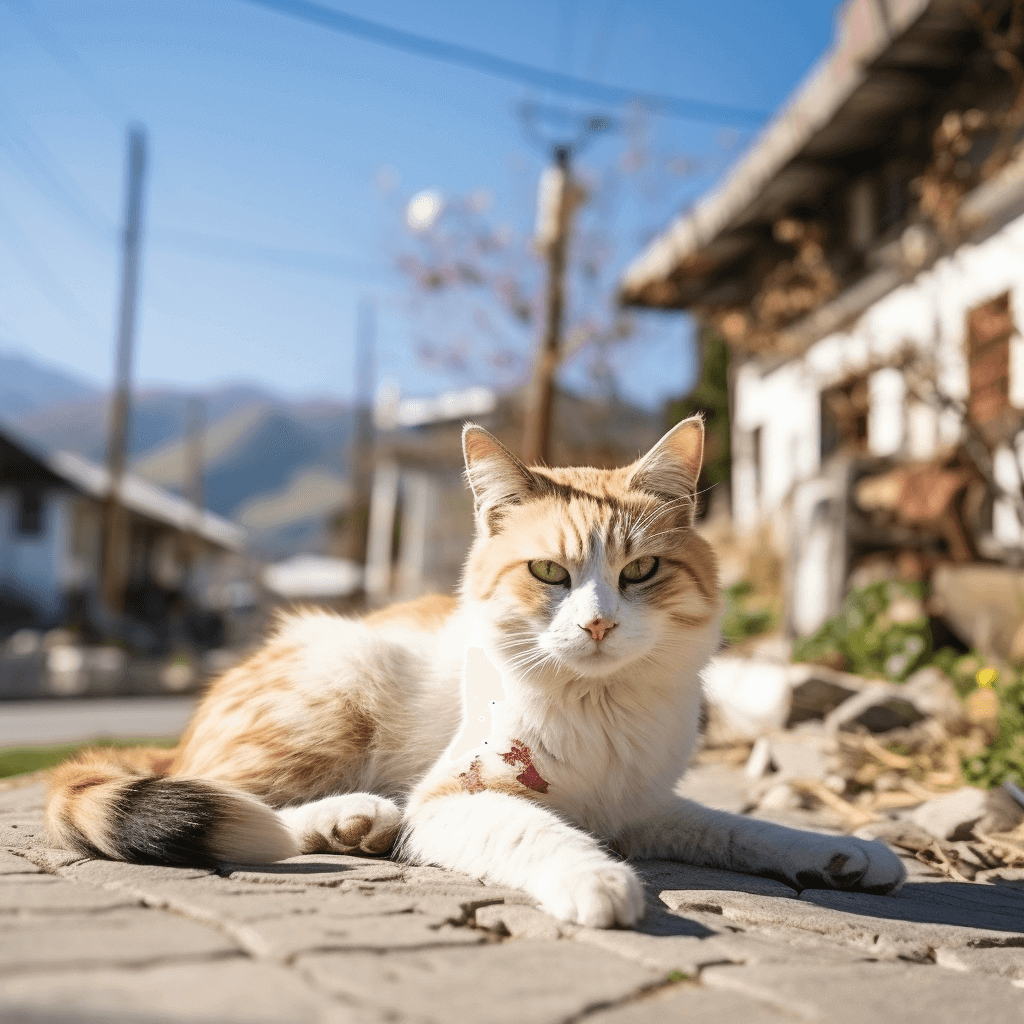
[{"xmin": 0, "ymin": 737, "xmax": 178, "ymax": 779}]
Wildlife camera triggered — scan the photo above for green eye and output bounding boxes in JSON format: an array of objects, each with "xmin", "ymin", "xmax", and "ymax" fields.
[
  {"xmin": 528, "ymin": 560, "xmax": 570, "ymax": 586},
  {"xmin": 620, "ymin": 556, "xmax": 659, "ymax": 584}
]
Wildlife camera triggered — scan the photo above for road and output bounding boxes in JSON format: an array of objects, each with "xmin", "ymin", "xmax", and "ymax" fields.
[{"xmin": 1, "ymin": 695, "xmax": 198, "ymax": 748}]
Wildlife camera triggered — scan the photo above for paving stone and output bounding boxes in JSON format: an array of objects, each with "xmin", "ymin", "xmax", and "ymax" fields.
[
  {"xmin": 0, "ymin": 959, "xmax": 361, "ymax": 1024},
  {"xmin": 237, "ymin": 910, "xmax": 486, "ymax": 959},
  {"xmin": 934, "ymin": 944, "xmax": 1024, "ymax": 980},
  {"xmin": 0, "ymin": 908, "xmax": 240, "ymax": 972},
  {"xmin": 62, "ymin": 860, "xmax": 215, "ymax": 886},
  {"xmin": 69, "ymin": 871, "xmax": 423, "ymax": 924},
  {"xmin": 369, "ymin": 878, "xmax": 538, "ymax": 905},
  {"xmin": 800, "ymin": 880, "xmax": 1024, "ymax": 934},
  {"xmin": 573, "ymin": 919, "xmax": 871, "ymax": 975},
  {"xmin": 907, "ymin": 786, "xmax": 988, "ymax": 841},
  {"xmin": 0, "ymin": 850, "xmax": 41, "ymax": 875},
  {"xmin": 571, "ymin": 930, "xmax": 733, "ymax": 976},
  {"xmin": 474, "ymin": 903, "xmax": 564, "ymax": 940},
  {"xmin": 224, "ymin": 855, "xmax": 405, "ymax": 886},
  {"xmin": 0, "ymin": 876, "xmax": 141, "ymax": 914},
  {"xmin": 0, "ymin": 823, "xmax": 42, "ymax": 850},
  {"xmin": 585, "ymin": 984, "xmax": 795, "ymax": 1024},
  {"xmin": 702, "ymin": 960, "xmax": 1024, "ymax": 1023},
  {"xmin": 413, "ymin": 894, "xmax": 504, "ymax": 922},
  {"xmin": 19, "ymin": 846, "xmax": 86, "ymax": 871},
  {"xmin": 0, "ymin": 785, "xmax": 45, "ymax": 814},
  {"xmin": 661, "ymin": 883, "xmax": 1024, "ymax": 958},
  {"xmin": 634, "ymin": 860, "xmax": 797, "ymax": 899},
  {"xmin": 298, "ymin": 941, "xmax": 661, "ymax": 1024}
]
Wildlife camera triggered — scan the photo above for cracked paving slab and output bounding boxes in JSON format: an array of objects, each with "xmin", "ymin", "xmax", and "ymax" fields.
[{"xmin": 297, "ymin": 941, "xmax": 663, "ymax": 1024}]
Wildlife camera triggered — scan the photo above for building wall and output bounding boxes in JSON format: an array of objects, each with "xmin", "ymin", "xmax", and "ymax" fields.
[
  {"xmin": 0, "ymin": 488, "xmax": 73, "ymax": 624},
  {"xmin": 731, "ymin": 210, "xmax": 1024, "ymax": 545}
]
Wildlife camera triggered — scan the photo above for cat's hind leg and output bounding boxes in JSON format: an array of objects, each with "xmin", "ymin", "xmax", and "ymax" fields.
[
  {"xmin": 617, "ymin": 797, "xmax": 905, "ymax": 895},
  {"xmin": 278, "ymin": 793, "xmax": 402, "ymax": 855}
]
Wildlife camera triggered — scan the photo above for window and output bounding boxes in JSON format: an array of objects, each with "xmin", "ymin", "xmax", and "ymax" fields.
[
  {"xmin": 16, "ymin": 485, "xmax": 43, "ymax": 536},
  {"xmin": 966, "ymin": 293, "xmax": 1013, "ymax": 440},
  {"xmin": 820, "ymin": 376, "xmax": 869, "ymax": 461}
]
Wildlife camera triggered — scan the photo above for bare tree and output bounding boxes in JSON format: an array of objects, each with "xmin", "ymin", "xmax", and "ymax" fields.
[{"xmin": 386, "ymin": 109, "xmax": 741, "ymax": 428}]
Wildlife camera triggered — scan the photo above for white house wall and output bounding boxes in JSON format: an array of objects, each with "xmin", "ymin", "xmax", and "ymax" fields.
[
  {"xmin": 0, "ymin": 489, "xmax": 72, "ymax": 622},
  {"xmin": 732, "ymin": 210, "xmax": 1024, "ymax": 537}
]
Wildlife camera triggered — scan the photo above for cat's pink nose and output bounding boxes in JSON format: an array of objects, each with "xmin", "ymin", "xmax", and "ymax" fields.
[{"xmin": 582, "ymin": 617, "xmax": 616, "ymax": 642}]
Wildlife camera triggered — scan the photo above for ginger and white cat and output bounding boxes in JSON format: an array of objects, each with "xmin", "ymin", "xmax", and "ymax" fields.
[{"xmin": 47, "ymin": 418, "xmax": 904, "ymax": 928}]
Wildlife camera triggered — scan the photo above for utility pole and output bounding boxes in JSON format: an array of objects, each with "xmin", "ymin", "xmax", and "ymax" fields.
[
  {"xmin": 100, "ymin": 125, "xmax": 147, "ymax": 613},
  {"xmin": 183, "ymin": 397, "xmax": 206, "ymax": 571},
  {"xmin": 517, "ymin": 103, "xmax": 607, "ymax": 466},
  {"xmin": 523, "ymin": 146, "xmax": 574, "ymax": 466},
  {"xmin": 339, "ymin": 297, "xmax": 376, "ymax": 563},
  {"xmin": 353, "ymin": 297, "xmax": 376, "ymax": 486}
]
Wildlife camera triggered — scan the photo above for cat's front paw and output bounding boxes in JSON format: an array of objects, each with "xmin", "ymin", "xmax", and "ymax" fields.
[
  {"xmin": 536, "ymin": 861, "xmax": 646, "ymax": 928},
  {"xmin": 794, "ymin": 836, "xmax": 906, "ymax": 895}
]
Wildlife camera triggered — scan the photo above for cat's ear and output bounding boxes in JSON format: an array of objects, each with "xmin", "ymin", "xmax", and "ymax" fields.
[
  {"xmin": 627, "ymin": 416, "xmax": 704, "ymax": 503},
  {"xmin": 462, "ymin": 424, "xmax": 537, "ymax": 527}
]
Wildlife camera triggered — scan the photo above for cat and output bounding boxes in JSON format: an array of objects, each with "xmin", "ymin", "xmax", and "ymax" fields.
[{"xmin": 46, "ymin": 417, "xmax": 905, "ymax": 928}]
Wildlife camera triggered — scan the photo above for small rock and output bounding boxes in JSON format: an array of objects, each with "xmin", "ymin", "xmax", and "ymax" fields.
[
  {"xmin": 787, "ymin": 675, "xmax": 858, "ymax": 725},
  {"xmin": 757, "ymin": 783, "xmax": 800, "ymax": 812},
  {"xmin": 908, "ymin": 786, "xmax": 988, "ymax": 842},
  {"xmin": 766, "ymin": 733, "xmax": 830, "ymax": 782},
  {"xmin": 702, "ymin": 658, "xmax": 792, "ymax": 741},
  {"xmin": 901, "ymin": 666, "xmax": 964, "ymax": 727},
  {"xmin": 977, "ymin": 783, "xmax": 1024, "ymax": 835},
  {"xmin": 825, "ymin": 683, "xmax": 924, "ymax": 734},
  {"xmin": 743, "ymin": 736, "xmax": 773, "ymax": 780}
]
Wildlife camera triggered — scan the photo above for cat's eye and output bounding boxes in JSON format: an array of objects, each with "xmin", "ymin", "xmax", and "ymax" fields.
[
  {"xmin": 528, "ymin": 560, "xmax": 570, "ymax": 586},
  {"xmin": 620, "ymin": 556, "xmax": 659, "ymax": 585}
]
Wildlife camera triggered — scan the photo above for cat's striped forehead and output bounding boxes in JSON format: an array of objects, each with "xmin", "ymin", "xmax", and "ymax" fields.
[{"xmin": 491, "ymin": 465, "xmax": 694, "ymax": 562}]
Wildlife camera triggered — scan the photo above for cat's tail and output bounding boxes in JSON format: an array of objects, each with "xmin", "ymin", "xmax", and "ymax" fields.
[{"xmin": 45, "ymin": 746, "xmax": 299, "ymax": 866}]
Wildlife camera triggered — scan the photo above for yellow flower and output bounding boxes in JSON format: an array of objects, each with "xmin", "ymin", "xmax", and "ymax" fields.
[{"xmin": 976, "ymin": 667, "xmax": 999, "ymax": 689}]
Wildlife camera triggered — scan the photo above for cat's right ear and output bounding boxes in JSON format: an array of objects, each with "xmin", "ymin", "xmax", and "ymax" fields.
[{"xmin": 462, "ymin": 424, "xmax": 537, "ymax": 529}]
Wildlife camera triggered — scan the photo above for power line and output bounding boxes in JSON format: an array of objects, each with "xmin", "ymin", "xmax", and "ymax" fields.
[
  {"xmin": 0, "ymin": 190, "xmax": 81, "ymax": 314},
  {"xmin": 241, "ymin": 0, "xmax": 768, "ymax": 127},
  {"xmin": 0, "ymin": 99, "xmax": 112, "ymax": 239},
  {"xmin": 1, "ymin": 0, "xmax": 127, "ymax": 125},
  {"xmin": 0, "ymin": 107, "xmax": 386, "ymax": 284},
  {"xmin": 149, "ymin": 226, "xmax": 388, "ymax": 281}
]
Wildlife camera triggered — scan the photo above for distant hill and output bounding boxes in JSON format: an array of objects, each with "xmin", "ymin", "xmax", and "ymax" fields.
[
  {"xmin": 0, "ymin": 350, "xmax": 101, "ymax": 418},
  {"xmin": 5, "ymin": 350, "xmax": 354, "ymax": 557},
  {"xmin": 133, "ymin": 401, "xmax": 352, "ymax": 523}
]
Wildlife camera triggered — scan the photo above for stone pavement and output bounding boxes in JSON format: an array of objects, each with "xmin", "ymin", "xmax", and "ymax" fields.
[{"xmin": 1, "ymin": 779, "xmax": 1023, "ymax": 1024}]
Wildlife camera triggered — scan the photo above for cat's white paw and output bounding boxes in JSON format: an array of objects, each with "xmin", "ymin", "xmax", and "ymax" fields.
[
  {"xmin": 279, "ymin": 793, "xmax": 402, "ymax": 855},
  {"xmin": 536, "ymin": 861, "xmax": 646, "ymax": 928},
  {"xmin": 793, "ymin": 836, "xmax": 906, "ymax": 895}
]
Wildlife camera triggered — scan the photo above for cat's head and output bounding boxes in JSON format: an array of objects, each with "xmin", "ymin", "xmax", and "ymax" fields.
[{"xmin": 461, "ymin": 419, "xmax": 721, "ymax": 686}]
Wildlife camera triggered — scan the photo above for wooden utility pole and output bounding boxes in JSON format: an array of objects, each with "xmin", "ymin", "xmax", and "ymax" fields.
[
  {"xmin": 100, "ymin": 125, "xmax": 147, "ymax": 613},
  {"xmin": 523, "ymin": 146, "xmax": 574, "ymax": 466},
  {"xmin": 335, "ymin": 298, "xmax": 376, "ymax": 562},
  {"xmin": 183, "ymin": 397, "xmax": 206, "ymax": 571}
]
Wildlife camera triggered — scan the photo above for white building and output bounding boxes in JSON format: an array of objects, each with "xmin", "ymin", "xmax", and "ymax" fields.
[
  {"xmin": 0, "ymin": 419, "xmax": 245, "ymax": 639},
  {"xmin": 621, "ymin": 0, "xmax": 1024, "ymax": 636}
]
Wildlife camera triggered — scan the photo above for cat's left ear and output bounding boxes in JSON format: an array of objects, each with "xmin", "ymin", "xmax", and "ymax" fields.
[
  {"xmin": 627, "ymin": 416, "xmax": 704, "ymax": 503},
  {"xmin": 462, "ymin": 424, "xmax": 538, "ymax": 529}
]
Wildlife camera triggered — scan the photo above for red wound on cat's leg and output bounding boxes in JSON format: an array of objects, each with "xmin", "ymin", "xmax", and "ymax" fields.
[
  {"xmin": 501, "ymin": 740, "xmax": 550, "ymax": 793},
  {"xmin": 458, "ymin": 759, "xmax": 487, "ymax": 794}
]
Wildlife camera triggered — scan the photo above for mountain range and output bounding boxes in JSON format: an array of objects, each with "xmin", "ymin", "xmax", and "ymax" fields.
[{"xmin": 2, "ymin": 350, "xmax": 353, "ymax": 558}]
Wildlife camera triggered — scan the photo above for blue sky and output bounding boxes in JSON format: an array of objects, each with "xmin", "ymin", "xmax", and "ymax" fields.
[{"xmin": 0, "ymin": 0, "xmax": 842, "ymax": 409}]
